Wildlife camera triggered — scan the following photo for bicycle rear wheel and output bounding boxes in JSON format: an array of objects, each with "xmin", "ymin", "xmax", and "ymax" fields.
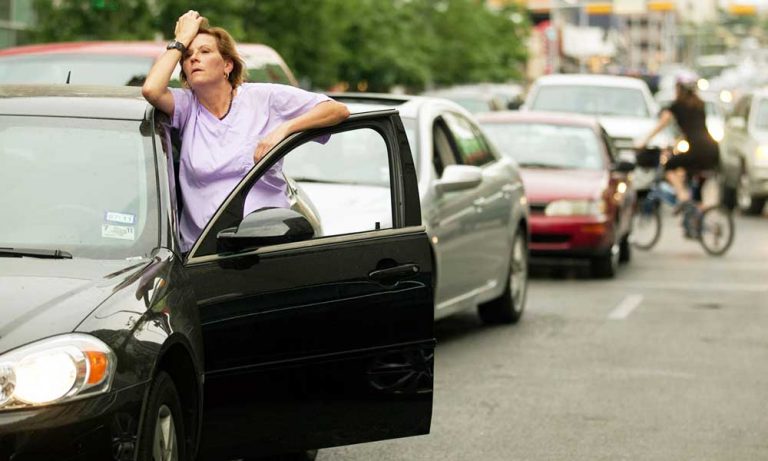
[
  {"xmin": 631, "ymin": 200, "xmax": 661, "ymax": 250},
  {"xmin": 698, "ymin": 206, "xmax": 734, "ymax": 256}
]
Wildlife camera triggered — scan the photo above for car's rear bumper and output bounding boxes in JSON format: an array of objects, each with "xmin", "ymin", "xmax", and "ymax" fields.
[
  {"xmin": 0, "ymin": 382, "xmax": 147, "ymax": 461},
  {"xmin": 528, "ymin": 215, "xmax": 614, "ymax": 259}
]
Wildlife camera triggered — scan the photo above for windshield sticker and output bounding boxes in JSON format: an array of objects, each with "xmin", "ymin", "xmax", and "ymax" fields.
[
  {"xmin": 102, "ymin": 224, "xmax": 136, "ymax": 241},
  {"xmin": 105, "ymin": 211, "xmax": 136, "ymax": 225}
]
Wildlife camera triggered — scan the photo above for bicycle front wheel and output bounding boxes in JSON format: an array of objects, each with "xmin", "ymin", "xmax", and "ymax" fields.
[
  {"xmin": 631, "ymin": 200, "xmax": 662, "ymax": 250},
  {"xmin": 698, "ymin": 206, "xmax": 735, "ymax": 256}
]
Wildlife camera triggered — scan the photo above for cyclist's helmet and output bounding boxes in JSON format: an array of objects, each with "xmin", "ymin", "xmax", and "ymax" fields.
[{"xmin": 675, "ymin": 70, "xmax": 699, "ymax": 91}]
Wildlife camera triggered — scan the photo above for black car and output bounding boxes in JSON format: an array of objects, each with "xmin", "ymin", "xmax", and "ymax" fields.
[{"xmin": 0, "ymin": 85, "xmax": 435, "ymax": 460}]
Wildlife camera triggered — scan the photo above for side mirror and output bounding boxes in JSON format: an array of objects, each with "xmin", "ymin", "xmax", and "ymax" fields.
[
  {"xmin": 612, "ymin": 160, "xmax": 636, "ymax": 173},
  {"xmin": 727, "ymin": 116, "xmax": 746, "ymax": 130},
  {"xmin": 435, "ymin": 165, "xmax": 483, "ymax": 194},
  {"xmin": 217, "ymin": 207, "xmax": 315, "ymax": 253}
]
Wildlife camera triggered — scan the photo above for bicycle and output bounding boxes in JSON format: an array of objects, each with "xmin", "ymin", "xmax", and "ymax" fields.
[{"xmin": 631, "ymin": 147, "xmax": 734, "ymax": 256}]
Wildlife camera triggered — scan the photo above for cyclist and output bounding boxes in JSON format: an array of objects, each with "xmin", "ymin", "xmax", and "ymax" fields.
[{"xmin": 635, "ymin": 71, "xmax": 720, "ymax": 237}]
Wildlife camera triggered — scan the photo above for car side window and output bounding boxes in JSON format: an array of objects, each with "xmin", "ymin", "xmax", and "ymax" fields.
[
  {"xmin": 248, "ymin": 127, "xmax": 393, "ymax": 240},
  {"xmin": 433, "ymin": 119, "xmax": 460, "ymax": 177},
  {"xmin": 442, "ymin": 113, "xmax": 495, "ymax": 167}
]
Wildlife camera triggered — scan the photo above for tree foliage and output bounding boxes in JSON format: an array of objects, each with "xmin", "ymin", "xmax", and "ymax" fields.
[{"xmin": 30, "ymin": 0, "xmax": 530, "ymax": 92}]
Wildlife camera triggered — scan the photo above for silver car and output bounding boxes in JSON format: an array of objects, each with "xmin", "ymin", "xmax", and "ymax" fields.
[
  {"xmin": 522, "ymin": 74, "xmax": 674, "ymax": 190},
  {"xmin": 720, "ymin": 89, "xmax": 768, "ymax": 215},
  {"xmin": 283, "ymin": 94, "xmax": 530, "ymax": 324}
]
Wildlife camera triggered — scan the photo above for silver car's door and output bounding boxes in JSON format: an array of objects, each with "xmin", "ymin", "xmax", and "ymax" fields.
[
  {"xmin": 427, "ymin": 119, "xmax": 479, "ymax": 311},
  {"xmin": 441, "ymin": 113, "xmax": 512, "ymax": 296}
]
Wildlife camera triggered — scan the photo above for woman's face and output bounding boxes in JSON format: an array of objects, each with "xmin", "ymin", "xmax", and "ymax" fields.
[{"xmin": 183, "ymin": 33, "xmax": 232, "ymax": 88}]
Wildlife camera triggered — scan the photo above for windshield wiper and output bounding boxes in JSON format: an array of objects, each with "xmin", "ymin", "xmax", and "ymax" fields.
[{"xmin": 0, "ymin": 247, "xmax": 73, "ymax": 259}]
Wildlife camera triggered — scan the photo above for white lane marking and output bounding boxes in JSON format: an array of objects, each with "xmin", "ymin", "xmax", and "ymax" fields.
[
  {"xmin": 623, "ymin": 281, "xmax": 768, "ymax": 293},
  {"xmin": 608, "ymin": 294, "xmax": 644, "ymax": 320}
]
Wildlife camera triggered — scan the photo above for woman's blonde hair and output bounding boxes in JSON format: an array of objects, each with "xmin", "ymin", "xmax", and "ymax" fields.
[{"xmin": 179, "ymin": 22, "xmax": 247, "ymax": 88}]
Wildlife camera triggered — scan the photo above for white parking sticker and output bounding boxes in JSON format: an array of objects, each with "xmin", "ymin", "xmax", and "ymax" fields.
[
  {"xmin": 102, "ymin": 224, "xmax": 135, "ymax": 241},
  {"xmin": 105, "ymin": 211, "xmax": 136, "ymax": 224}
]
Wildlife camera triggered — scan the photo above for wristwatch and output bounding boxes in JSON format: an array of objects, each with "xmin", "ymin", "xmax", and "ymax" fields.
[{"xmin": 166, "ymin": 40, "xmax": 186, "ymax": 54}]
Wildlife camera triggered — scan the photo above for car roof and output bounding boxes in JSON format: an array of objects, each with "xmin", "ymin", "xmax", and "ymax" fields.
[
  {"xmin": 0, "ymin": 85, "xmax": 149, "ymax": 120},
  {"xmin": 0, "ymin": 41, "xmax": 285, "ymax": 60},
  {"xmin": 0, "ymin": 41, "xmax": 165, "ymax": 58},
  {"xmin": 329, "ymin": 92, "xmax": 454, "ymax": 119},
  {"xmin": 475, "ymin": 110, "xmax": 601, "ymax": 129},
  {"xmin": 533, "ymin": 73, "xmax": 649, "ymax": 89}
]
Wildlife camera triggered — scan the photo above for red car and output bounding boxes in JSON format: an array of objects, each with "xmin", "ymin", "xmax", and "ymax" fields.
[
  {"xmin": 477, "ymin": 111, "xmax": 636, "ymax": 277},
  {"xmin": 0, "ymin": 41, "xmax": 298, "ymax": 87}
]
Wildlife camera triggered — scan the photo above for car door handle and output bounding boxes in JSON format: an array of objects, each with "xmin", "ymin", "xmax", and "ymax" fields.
[{"xmin": 368, "ymin": 264, "xmax": 420, "ymax": 282}]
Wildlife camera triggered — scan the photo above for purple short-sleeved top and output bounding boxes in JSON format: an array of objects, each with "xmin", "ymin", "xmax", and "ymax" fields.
[{"xmin": 170, "ymin": 83, "xmax": 330, "ymax": 252}]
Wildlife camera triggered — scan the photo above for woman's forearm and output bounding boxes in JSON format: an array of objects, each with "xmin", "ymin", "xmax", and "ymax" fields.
[
  {"xmin": 283, "ymin": 100, "xmax": 350, "ymax": 135},
  {"xmin": 141, "ymin": 48, "xmax": 183, "ymax": 103}
]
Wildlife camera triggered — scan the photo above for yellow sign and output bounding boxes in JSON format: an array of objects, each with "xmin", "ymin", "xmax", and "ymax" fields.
[{"xmin": 728, "ymin": 4, "xmax": 757, "ymax": 15}]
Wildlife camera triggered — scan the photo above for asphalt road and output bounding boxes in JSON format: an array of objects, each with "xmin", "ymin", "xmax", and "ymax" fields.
[{"xmin": 318, "ymin": 211, "xmax": 768, "ymax": 461}]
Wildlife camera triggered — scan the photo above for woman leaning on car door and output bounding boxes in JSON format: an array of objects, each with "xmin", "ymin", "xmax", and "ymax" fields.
[{"xmin": 141, "ymin": 10, "xmax": 349, "ymax": 254}]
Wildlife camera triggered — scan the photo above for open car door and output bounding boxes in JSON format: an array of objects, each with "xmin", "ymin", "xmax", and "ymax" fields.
[{"xmin": 184, "ymin": 110, "xmax": 435, "ymax": 460}]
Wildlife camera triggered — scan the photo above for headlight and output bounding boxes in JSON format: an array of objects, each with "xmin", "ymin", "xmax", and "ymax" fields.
[
  {"xmin": 0, "ymin": 334, "xmax": 115, "ymax": 410},
  {"xmin": 708, "ymin": 125, "xmax": 724, "ymax": 142},
  {"xmin": 720, "ymin": 90, "xmax": 733, "ymax": 104},
  {"xmin": 545, "ymin": 199, "xmax": 606, "ymax": 217},
  {"xmin": 755, "ymin": 146, "xmax": 768, "ymax": 167},
  {"xmin": 675, "ymin": 139, "xmax": 690, "ymax": 154}
]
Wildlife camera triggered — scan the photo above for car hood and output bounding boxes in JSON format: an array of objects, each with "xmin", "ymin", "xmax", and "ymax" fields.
[
  {"xmin": 598, "ymin": 116, "xmax": 657, "ymax": 139},
  {"xmin": 0, "ymin": 258, "xmax": 147, "ymax": 354},
  {"xmin": 520, "ymin": 168, "xmax": 607, "ymax": 203}
]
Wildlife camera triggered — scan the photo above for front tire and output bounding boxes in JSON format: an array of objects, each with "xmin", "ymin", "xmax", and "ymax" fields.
[
  {"xmin": 737, "ymin": 169, "xmax": 766, "ymax": 215},
  {"xmin": 478, "ymin": 231, "xmax": 528, "ymax": 325},
  {"xmin": 591, "ymin": 242, "xmax": 619, "ymax": 278},
  {"xmin": 137, "ymin": 371, "xmax": 186, "ymax": 461}
]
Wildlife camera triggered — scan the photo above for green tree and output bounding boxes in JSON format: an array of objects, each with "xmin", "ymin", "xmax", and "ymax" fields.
[{"xmin": 32, "ymin": 0, "xmax": 156, "ymax": 42}]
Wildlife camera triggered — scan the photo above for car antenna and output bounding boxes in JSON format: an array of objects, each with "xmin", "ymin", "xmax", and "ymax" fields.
[{"xmin": 66, "ymin": 71, "xmax": 71, "ymax": 84}]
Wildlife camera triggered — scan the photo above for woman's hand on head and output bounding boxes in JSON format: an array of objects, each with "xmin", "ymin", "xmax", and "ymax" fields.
[
  {"xmin": 254, "ymin": 125, "xmax": 291, "ymax": 164},
  {"xmin": 175, "ymin": 10, "xmax": 205, "ymax": 45}
]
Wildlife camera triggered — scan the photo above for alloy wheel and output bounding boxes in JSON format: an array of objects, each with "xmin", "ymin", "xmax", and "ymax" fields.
[{"xmin": 153, "ymin": 404, "xmax": 178, "ymax": 461}]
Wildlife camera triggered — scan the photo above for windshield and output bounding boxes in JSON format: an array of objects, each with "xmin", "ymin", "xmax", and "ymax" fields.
[
  {"xmin": 0, "ymin": 116, "xmax": 159, "ymax": 260},
  {"xmin": 481, "ymin": 122, "xmax": 605, "ymax": 170},
  {"xmin": 0, "ymin": 54, "xmax": 156, "ymax": 85},
  {"xmin": 531, "ymin": 85, "xmax": 650, "ymax": 118}
]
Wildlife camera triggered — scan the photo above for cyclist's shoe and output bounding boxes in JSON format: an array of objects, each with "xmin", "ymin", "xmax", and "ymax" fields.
[{"xmin": 682, "ymin": 203, "xmax": 701, "ymax": 239}]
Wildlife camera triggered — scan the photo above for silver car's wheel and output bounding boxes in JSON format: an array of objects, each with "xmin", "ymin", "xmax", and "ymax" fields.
[
  {"xmin": 477, "ymin": 231, "xmax": 528, "ymax": 324},
  {"xmin": 153, "ymin": 404, "xmax": 179, "ymax": 461},
  {"xmin": 737, "ymin": 170, "xmax": 753, "ymax": 211}
]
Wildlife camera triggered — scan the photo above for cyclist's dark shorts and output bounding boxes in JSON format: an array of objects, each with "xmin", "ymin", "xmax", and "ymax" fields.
[{"xmin": 664, "ymin": 139, "xmax": 719, "ymax": 174}]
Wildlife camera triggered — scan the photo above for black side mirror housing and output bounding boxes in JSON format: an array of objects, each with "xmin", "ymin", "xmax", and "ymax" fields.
[
  {"xmin": 217, "ymin": 207, "xmax": 315, "ymax": 253},
  {"xmin": 612, "ymin": 160, "xmax": 636, "ymax": 173}
]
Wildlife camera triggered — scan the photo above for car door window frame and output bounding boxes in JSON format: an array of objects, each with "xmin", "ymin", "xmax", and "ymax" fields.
[
  {"xmin": 442, "ymin": 112, "xmax": 496, "ymax": 167},
  {"xmin": 185, "ymin": 110, "xmax": 421, "ymax": 263}
]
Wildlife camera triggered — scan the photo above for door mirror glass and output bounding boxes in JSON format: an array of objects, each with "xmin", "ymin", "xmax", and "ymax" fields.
[
  {"xmin": 435, "ymin": 164, "xmax": 482, "ymax": 194},
  {"xmin": 217, "ymin": 207, "xmax": 314, "ymax": 253}
]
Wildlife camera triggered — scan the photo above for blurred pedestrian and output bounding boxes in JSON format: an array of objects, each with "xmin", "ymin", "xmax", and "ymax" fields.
[{"xmin": 142, "ymin": 10, "xmax": 349, "ymax": 252}]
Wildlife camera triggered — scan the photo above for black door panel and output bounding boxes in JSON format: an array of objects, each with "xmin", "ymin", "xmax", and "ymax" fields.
[{"xmin": 187, "ymin": 112, "xmax": 435, "ymax": 459}]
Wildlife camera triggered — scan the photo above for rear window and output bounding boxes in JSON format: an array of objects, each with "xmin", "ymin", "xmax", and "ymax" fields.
[
  {"xmin": 531, "ymin": 85, "xmax": 650, "ymax": 118},
  {"xmin": 481, "ymin": 122, "xmax": 605, "ymax": 170},
  {"xmin": 0, "ymin": 54, "xmax": 154, "ymax": 85}
]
